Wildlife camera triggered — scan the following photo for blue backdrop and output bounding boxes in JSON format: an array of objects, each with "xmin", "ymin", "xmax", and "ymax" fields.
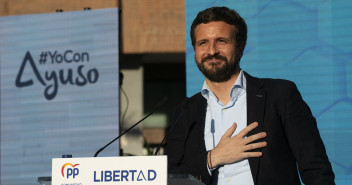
[
  {"xmin": 0, "ymin": 9, "xmax": 120, "ymax": 185},
  {"xmin": 186, "ymin": 0, "xmax": 352, "ymax": 184}
]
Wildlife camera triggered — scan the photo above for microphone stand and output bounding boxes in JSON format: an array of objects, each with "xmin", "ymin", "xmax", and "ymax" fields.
[
  {"xmin": 154, "ymin": 97, "xmax": 189, "ymax": 155},
  {"xmin": 94, "ymin": 97, "xmax": 168, "ymax": 157}
]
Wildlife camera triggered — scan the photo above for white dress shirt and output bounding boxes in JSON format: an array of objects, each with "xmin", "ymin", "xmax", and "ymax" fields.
[{"xmin": 201, "ymin": 70, "xmax": 254, "ymax": 185}]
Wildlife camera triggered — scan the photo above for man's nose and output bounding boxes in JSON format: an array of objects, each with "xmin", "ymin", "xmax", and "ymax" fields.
[{"xmin": 208, "ymin": 43, "xmax": 219, "ymax": 56}]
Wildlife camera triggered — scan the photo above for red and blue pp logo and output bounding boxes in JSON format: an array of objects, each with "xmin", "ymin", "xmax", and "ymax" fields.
[{"xmin": 61, "ymin": 163, "xmax": 80, "ymax": 179}]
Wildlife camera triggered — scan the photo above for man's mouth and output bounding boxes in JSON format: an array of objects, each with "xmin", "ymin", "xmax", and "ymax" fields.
[
  {"xmin": 203, "ymin": 59, "xmax": 225, "ymax": 67},
  {"xmin": 205, "ymin": 59, "xmax": 224, "ymax": 63},
  {"xmin": 201, "ymin": 55, "xmax": 227, "ymax": 64}
]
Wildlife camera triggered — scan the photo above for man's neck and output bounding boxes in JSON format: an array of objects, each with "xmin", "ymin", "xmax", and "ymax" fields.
[{"xmin": 205, "ymin": 71, "xmax": 240, "ymax": 105}]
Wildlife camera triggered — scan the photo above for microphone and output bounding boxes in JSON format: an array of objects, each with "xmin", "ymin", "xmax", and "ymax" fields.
[
  {"xmin": 211, "ymin": 119, "xmax": 215, "ymax": 148},
  {"xmin": 154, "ymin": 97, "xmax": 189, "ymax": 155},
  {"xmin": 94, "ymin": 97, "xmax": 168, "ymax": 157}
]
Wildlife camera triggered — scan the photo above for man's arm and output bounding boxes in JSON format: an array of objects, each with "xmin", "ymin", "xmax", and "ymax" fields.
[
  {"xmin": 165, "ymin": 103, "xmax": 211, "ymax": 184},
  {"xmin": 282, "ymin": 81, "xmax": 335, "ymax": 185}
]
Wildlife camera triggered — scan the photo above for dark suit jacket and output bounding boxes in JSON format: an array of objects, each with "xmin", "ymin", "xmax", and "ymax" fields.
[{"xmin": 165, "ymin": 72, "xmax": 335, "ymax": 185}]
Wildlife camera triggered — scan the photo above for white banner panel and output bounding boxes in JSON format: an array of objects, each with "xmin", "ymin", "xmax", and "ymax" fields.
[
  {"xmin": 52, "ymin": 156, "xmax": 167, "ymax": 185},
  {"xmin": 0, "ymin": 8, "xmax": 119, "ymax": 185}
]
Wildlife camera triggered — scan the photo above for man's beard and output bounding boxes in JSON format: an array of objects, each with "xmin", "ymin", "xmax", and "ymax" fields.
[{"xmin": 196, "ymin": 55, "xmax": 238, "ymax": 82}]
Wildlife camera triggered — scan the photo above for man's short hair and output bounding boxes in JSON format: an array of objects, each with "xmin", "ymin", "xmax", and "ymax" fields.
[{"xmin": 190, "ymin": 6, "xmax": 247, "ymax": 48}]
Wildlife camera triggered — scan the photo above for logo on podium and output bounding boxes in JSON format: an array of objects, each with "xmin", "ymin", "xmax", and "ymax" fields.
[{"xmin": 61, "ymin": 163, "xmax": 80, "ymax": 179}]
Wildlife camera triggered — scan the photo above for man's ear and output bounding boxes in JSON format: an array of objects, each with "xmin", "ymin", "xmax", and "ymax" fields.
[{"xmin": 238, "ymin": 42, "xmax": 246, "ymax": 57}]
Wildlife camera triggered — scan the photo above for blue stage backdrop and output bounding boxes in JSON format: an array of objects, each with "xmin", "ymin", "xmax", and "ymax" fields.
[
  {"xmin": 0, "ymin": 8, "xmax": 119, "ymax": 185},
  {"xmin": 186, "ymin": 0, "xmax": 352, "ymax": 184}
]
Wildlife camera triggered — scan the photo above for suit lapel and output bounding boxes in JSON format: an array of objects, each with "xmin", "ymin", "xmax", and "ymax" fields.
[
  {"xmin": 188, "ymin": 93, "xmax": 208, "ymax": 153},
  {"xmin": 245, "ymin": 72, "xmax": 266, "ymax": 184}
]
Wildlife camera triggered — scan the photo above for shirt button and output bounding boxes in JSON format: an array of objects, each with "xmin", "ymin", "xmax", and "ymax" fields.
[{"xmin": 227, "ymin": 178, "xmax": 231, "ymax": 182}]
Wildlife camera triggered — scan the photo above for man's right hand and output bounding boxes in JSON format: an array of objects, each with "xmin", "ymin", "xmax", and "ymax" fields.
[{"xmin": 208, "ymin": 122, "xmax": 267, "ymax": 169}]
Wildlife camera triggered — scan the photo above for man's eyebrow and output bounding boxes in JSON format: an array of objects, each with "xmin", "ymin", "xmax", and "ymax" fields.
[
  {"xmin": 216, "ymin": 37, "xmax": 232, "ymax": 41},
  {"xmin": 196, "ymin": 39, "xmax": 208, "ymax": 44}
]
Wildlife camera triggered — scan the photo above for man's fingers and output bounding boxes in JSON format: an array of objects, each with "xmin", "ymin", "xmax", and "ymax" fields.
[
  {"xmin": 237, "ymin": 122, "xmax": 259, "ymax": 138},
  {"xmin": 223, "ymin": 122, "xmax": 237, "ymax": 138},
  {"xmin": 244, "ymin": 132, "xmax": 267, "ymax": 144},
  {"xmin": 243, "ymin": 141, "xmax": 267, "ymax": 151},
  {"xmin": 243, "ymin": 152, "xmax": 263, "ymax": 158}
]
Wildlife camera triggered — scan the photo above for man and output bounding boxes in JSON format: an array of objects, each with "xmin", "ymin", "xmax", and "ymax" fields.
[{"xmin": 165, "ymin": 6, "xmax": 335, "ymax": 185}]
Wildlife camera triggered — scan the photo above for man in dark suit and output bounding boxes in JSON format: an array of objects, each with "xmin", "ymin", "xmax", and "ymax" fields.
[{"xmin": 165, "ymin": 6, "xmax": 335, "ymax": 185}]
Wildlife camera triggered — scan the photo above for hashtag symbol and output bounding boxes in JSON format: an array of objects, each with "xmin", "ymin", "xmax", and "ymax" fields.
[{"xmin": 39, "ymin": 51, "xmax": 47, "ymax": 65}]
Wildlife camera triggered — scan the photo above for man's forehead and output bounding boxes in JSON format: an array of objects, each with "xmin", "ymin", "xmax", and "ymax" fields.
[{"xmin": 194, "ymin": 21, "xmax": 236, "ymax": 38}]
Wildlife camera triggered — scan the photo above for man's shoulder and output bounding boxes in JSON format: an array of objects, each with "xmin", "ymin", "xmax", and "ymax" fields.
[
  {"xmin": 189, "ymin": 92, "xmax": 203, "ymax": 100},
  {"xmin": 188, "ymin": 92, "xmax": 206, "ymax": 105},
  {"xmin": 245, "ymin": 72, "xmax": 297, "ymax": 90},
  {"xmin": 259, "ymin": 77, "xmax": 296, "ymax": 88}
]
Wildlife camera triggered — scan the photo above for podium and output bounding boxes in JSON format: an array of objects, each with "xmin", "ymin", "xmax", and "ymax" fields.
[
  {"xmin": 46, "ymin": 156, "xmax": 205, "ymax": 185},
  {"xmin": 38, "ymin": 174, "xmax": 205, "ymax": 185}
]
